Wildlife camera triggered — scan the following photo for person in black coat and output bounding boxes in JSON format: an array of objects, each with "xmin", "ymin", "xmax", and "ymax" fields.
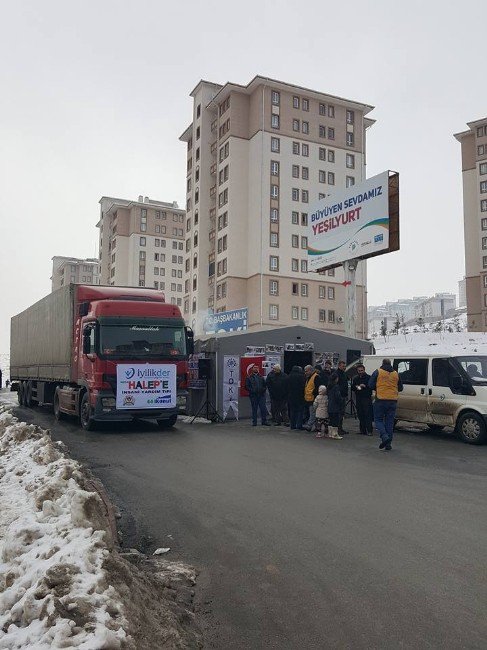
[
  {"xmin": 351, "ymin": 364, "xmax": 374, "ymax": 435},
  {"xmin": 288, "ymin": 366, "xmax": 306, "ymax": 430},
  {"xmin": 336, "ymin": 360, "xmax": 349, "ymax": 434},
  {"xmin": 326, "ymin": 374, "xmax": 344, "ymax": 439},
  {"xmin": 245, "ymin": 366, "xmax": 270, "ymax": 426},
  {"xmin": 266, "ymin": 364, "xmax": 289, "ymax": 425}
]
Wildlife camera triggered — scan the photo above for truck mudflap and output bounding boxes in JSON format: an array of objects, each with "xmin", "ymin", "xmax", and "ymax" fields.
[{"xmin": 92, "ymin": 391, "xmax": 179, "ymax": 422}]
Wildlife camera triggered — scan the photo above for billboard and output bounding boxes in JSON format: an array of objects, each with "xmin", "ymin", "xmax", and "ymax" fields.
[
  {"xmin": 204, "ymin": 308, "xmax": 248, "ymax": 334},
  {"xmin": 308, "ymin": 171, "xmax": 399, "ymax": 271}
]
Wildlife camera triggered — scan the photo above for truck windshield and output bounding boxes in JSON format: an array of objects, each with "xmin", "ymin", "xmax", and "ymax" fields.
[
  {"xmin": 99, "ymin": 324, "xmax": 186, "ymax": 359},
  {"xmin": 455, "ymin": 356, "xmax": 487, "ymax": 385}
]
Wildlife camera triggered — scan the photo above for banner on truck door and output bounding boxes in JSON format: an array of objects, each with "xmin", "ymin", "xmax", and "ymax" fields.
[{"xmin": 116, "ymin": 364, "xmax": 176, "ymax": 409}]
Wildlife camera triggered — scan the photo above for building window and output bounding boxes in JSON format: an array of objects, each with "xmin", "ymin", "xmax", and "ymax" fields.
[
  {"xmin": 319, "ymin": 309, "xmax": 326, "ymax": 322},
  {"xmin": 271, "ymin": 90, "xmax": 280, "ymax": 105},
  {"xmin": 292, "ymin": 164, "xmax": 300, "ymax": 178},
  {"xmin": 271, "ymin": 114, "xmax": 280, "ymax": 129},
  {"xmin": 270, "ymin": 255, "xmax": 279, "ymax": 271},
  {"xmin": 293, "ymin": 119, "xmax": 300, "ymax": 132},
  {"xmin": 328, "ymin": 172, "xmax": 335, "ymax": 185},
  {"xmin": 301, "ymin": 259, "xmax": 308, "ymax": 272},
  {"xmin": 319, "ymin": 147, "xmax": 326, "ymax": 161},
  {"xmin": 301, "ymin": 213, "xmax": 308, "ymax": 226},
  {"xmin": 270, "ymin": 232, "xmax": 279, "ymax": 247},
  {"xmin": 302, "ymin": 121, "xmax": 309, "ymax": 134},
  {"xmin": 293, "ymin": 141, "xmax": 300, "ymax": 155},
  {"xmin": 346, "ymin": 176, "xmax": 355, "ymax": 188},
  {"xmin": 270, "ymin": 184, "xmax": 279, "ymax": 198},
  {"xmin": 477, "ymin": 126, "xmax": 484, "ymax": 137},
  {"xmin": 328, "ymin": 150, "xmax": 335, "ymax": 163},
  {"xmin": 328, "ymin": 268, "xmax": 335, "ymax": 276},
  {"xmin": 319, "ymin": 170, "xmax": 326, "ymax": 184},
  {"xmin": 328, "ymin": 286, "xmax": 335, "ymax": 299},
  {"xmin": 346, "ymin": 110, "xmax": 355, "ymax": 124},
  {"xmin": 481, "ymin": 181, "xmax": 487, "ymax": 194},
  {"xmin": 346, "ymin": 132, "xmax": 354, "ymax": 147},
  {"xmin": 481, "ymin": 217, "xmax": 487, "ymax": 229},
  {"xmin": 271, "ymin": 137, "xmax": 280, "ymax": 152},
  {"xmin": 301, "ymin": 236, "xmax": 308, "ymax": 249},
  {"xmin": 292, "ymin": 258, "xmax": 299, "ymax": 272},
  {"xmin": 292, "ymin": 188, "xmax": 300, "ymax": 201},
  {"xmin": 479, "ymin": 145, "xmax": 485, "ymax": 156},
  {"xmin": 480, "ymin": 163, "xmax": 487, "ymax": 175},
  {"xmin": 302, "ymin": 190, "xmax": 309, "ymax": 203},
  {"xmin": 301, "ymin": 283, "xmax": 308, "ymax": 297},
  {"xmin": 319, "ymin": 285, "xmax": 326, "ymax": 299},
  {"xmin": 293, "ymin": 95, "xmax": 300, "ymax": 109},
  {"xmin": 292, "ymin": 282, "xmax": 299, "ymax": 295},
  {"xmin": 292, "ymin": 234, "xmax": 299, "ymax": 248},
  {"xmin": 328, "ymin": 127, "xmax": 335, "ymax": 140},
  {"xmin": 302, "ymin": 143, "xmax": 309, "ymax": 157},
  {"xmin": 270, "ymin": 208, "xmax": 279, "ymax": 223},
  {"xmin": 271, "ymin": 160, "xmax": 280, "ymax": 175},
  {"xmin": 328, "ymin": 105, "xmax": 335, "ymax": 118},
  {"xmin": 139, "ymin": 250, "xmax": 146, "ymax": 260},
  {"xmin": 328, "ymin": 310, "xmax": 335, "ymax": 323},
  {"xmin": 269, "ymin": 280, "xmax": 279, "ymax": 296},
  {"xmin": 302, "ymin": 167, "xmax": 309, "ymax": 180},
  {"xmin": 301, "ymin": 307, "xmax": 308, "ymax": 320},
  {"xmin": 292, "ymin": 306, "xmax": 299, "ymax": 320},
  {"xmin": 292, "ymin": 211, "xmax": 299, "ymax": 225},
  {"xmin": 302, "ymin": 98, "xmax": 309, "ymax": 111},
  {"xmin": 140, "ymin": 237, "xmax": 146, "ymax": 246},
  {"xmin": 346, "ymin": 153, "xmax": 355, "ymax": 169},
  {"xmin": 269, "ymin": 304, "xmax": 279, "ymax": 320},
  {"xmin": 484, "ymin": 276, "xmax": 487, "ymax": 288},
  {"xmin": 319, "ymin": 125, "xmax": 326, "ymax": 138}
]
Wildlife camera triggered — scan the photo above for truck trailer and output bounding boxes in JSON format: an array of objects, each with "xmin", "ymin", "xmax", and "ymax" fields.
[{"xmin": 10, "ymin": 284, "xmax": 193, "ymax": 430}]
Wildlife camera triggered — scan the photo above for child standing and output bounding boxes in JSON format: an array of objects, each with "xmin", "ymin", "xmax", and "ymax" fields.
[
  {"xmin": 313, "ymin": 385, "xmax": 329, "ymax": 438},
  {"xmin": 326, "ymin": 375, "xmax": 344, "ymax": 440}
]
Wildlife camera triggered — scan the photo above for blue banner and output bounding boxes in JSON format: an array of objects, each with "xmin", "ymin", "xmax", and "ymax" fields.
[{"xmin": 204, "ymin": 308, "xmax": 248, "ymax": 334}]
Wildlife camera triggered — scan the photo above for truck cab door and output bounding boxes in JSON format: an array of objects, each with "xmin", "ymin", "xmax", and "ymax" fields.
[
  {"xmin": 428, "ymin": 358, "xmax": 466, "ymax": 427},
  {"xmin": 393, "ymin": 358, "xmax": 431, "ymax": 424}
]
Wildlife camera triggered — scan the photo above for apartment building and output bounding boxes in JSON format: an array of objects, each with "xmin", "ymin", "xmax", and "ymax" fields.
[
  {"xmin": 97, "ymin": 196, "xmax": 185, "ymax": 308},
  {"xmin": 454, "ymin": 117, "xmax": 487, "ymax": 331},
  {"xmin": 51, "ymin": 256, "xmax": 100, "ymax": 292},
  {"xmin": 413, "ymin": 293, "xmax": 456, "ymax": 321},
  {"xmin": 180, "ymin": 75, "xmax": 375, "ymax": 337}
]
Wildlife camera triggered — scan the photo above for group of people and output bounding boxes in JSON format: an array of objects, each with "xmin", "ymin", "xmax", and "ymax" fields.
[{"xmin": 244, "ymin": 358, "xmax": 403, "ymax": 451}]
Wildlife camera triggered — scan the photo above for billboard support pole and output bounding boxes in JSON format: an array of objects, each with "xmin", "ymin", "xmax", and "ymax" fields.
[{"xmin": 342, "ymin": 259, "xmax": 358, "ymax": 339}]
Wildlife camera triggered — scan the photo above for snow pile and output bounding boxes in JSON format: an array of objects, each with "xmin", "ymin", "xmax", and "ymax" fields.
[
  {"xmin": 0, "ymin": 404, "xmax": 131, "ymax": 649},
  {"xmin": 373, "ymin": 330, "xmax": 487, "ymax": 356}
]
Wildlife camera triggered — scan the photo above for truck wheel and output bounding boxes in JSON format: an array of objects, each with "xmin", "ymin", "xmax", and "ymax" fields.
[
  {"xmin": 427, "ymin": 424, "xmax": 445, "ymax": 431},
  {"xmin": 456, "ymin": 412, "xmax": 487, "ymax": 445},
  {"xmin": 54, "ymin": 391, "xmax": 66, "ymax": 421},
  {"xmin": 157, "ymin": 415, "xmax": 178, "ymax": 429},
  {"xmin": 80, "ymin": 393, "xmax": 96, "ymax": 431}
]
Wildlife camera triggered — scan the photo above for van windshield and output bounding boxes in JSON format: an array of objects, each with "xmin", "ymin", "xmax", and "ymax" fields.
[
  {"xmin": 455, "ymin": 356, "xmax": 487, "ymax": 385},
  {"xmin": 99, "ymin": 323, "xmax": 186, "ymax": 359}
]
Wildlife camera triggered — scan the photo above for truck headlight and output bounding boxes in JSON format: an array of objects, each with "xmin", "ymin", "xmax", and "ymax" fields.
[
  {"xmin": 101, "ymin": 397, "xmax": 116, "ymax": 407},
  {"xmin": 177, "ymin": 395, "xmax": 187, "ymax": 407}
]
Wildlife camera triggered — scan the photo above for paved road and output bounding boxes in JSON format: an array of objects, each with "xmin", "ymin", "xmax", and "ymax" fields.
[{"xmin": 12, "ymin": 403, "xmax": 487, "ymax": 649}]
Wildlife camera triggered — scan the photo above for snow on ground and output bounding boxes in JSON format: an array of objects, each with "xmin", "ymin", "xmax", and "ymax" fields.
[
  {"xmin": 372, "ymin": 330, "xmax": 487, "ymax": 356},
  {"xmin": 0, "ymin": 403, "xmax": 130, "ymax": 649}
]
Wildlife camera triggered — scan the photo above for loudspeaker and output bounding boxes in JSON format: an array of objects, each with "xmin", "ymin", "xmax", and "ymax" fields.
[
  {"xmin": 346, "ymin": 349, "xmax": 362, "ymax": 366},
  {"xmin": 198, "ymin": 358, "xmax": 212, "ymax": 380}
]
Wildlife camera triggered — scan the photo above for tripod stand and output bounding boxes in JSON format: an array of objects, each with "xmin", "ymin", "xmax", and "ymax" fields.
[
  {"xmin": 346, "ymin": 391, "xmax": 357, "ymax": 418},
  {"xmin": 190, "ymin": 378, "xmax": 223, "ymax": 423}
]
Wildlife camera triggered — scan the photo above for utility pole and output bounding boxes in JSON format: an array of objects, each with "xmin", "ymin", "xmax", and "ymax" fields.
[{"xmin": 342, "ymin": 259, "xmax": 358, "ymax": 339}]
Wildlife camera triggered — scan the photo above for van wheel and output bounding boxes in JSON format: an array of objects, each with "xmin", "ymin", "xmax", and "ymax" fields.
[
  {"xmin": 427, "ymin": 424, "xmax": 445, "ymax": 431},
  {"xmin": 456, "ymin": 412, "xmax": 487, "ymax": 445},
  {"xmin": 80, "ymin": 393, "xmax": 96, "ymax": 431},
  {"xmin": 157, "ymin": 415, "xmax": 178, "ymax": 429},
  {"xmin": 54, "ymin": 391, "xmax": 65, "ymax": 421}
]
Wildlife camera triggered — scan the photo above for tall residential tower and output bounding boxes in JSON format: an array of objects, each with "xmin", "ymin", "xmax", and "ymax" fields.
[{"xmin": 180, "ymin": 76, "xmax": 375, "ymax": 336}]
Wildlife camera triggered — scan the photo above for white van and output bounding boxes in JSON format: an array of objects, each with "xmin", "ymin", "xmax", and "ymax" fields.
[{"xmin": 363, "ymin": 354, "xmax": 487, "ymax": 445}]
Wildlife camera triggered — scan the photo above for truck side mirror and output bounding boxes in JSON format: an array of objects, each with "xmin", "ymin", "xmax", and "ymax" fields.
[
  {"xmin": 82, "ymin": 333, "xmax": 91, "ymax": 355},
  {"xmin": 185, "ymin": 326, "xmax": 194, "ymax": 355}
]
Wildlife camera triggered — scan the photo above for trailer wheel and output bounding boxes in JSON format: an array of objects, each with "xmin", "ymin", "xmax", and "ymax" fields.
[
  {"xmin": 157, "ymin": 414, "xmax": 178, "ymax": 429},
  {"xmin": 54, "ymin": 391, "xmax": 66, "ymax": 421},
  {"xmin": 80, "ymin": 393, "xmax": 96, "ymax": 431}
]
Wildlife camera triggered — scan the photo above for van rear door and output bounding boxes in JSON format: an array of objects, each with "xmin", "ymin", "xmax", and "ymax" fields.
[
  {"xmin": 393, "ymin": 357, "xmax": 431, "ymax": 424},
  {"xmin": 428, "ymin": 358, "xmax": 465, "ymax": 427}
]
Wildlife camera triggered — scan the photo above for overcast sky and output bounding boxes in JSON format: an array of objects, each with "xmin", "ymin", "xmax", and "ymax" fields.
[{"xmin": 1, "ymin": 0, "xmax": 485, "ymax": 351}]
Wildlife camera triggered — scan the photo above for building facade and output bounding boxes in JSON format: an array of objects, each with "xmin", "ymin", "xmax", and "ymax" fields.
[
  {"xmin": 51, "ymin": 256, "xmax": 100, "ymax": 292},
  {"xmin": 180, "ymin": 76, "xmax": 375, "ymax": 336},
  {"xmin": 368, "ymin": 293, "xmax": 456, "ymax": 334},
  {"xmin": 97, "ymin": 196, "xmax": 185, "ymax": 308},
  {"xmin": 454, "ymin": 117, "xmax": 487, "ymax": 331}
]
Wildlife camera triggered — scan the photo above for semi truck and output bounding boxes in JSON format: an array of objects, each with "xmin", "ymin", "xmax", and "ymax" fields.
[{"xmin": 10, "ymin": 284, "xmax": 194, "ymax": 430}]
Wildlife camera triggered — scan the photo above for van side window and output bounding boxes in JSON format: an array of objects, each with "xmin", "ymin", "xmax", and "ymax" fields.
[
  {"xmin": 394, "ymin": 358, "xmax": 428, "ymax": 385},
  {"xmin": 433, "ymin": 358, "xmax": 466, "ymax": 394}
]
